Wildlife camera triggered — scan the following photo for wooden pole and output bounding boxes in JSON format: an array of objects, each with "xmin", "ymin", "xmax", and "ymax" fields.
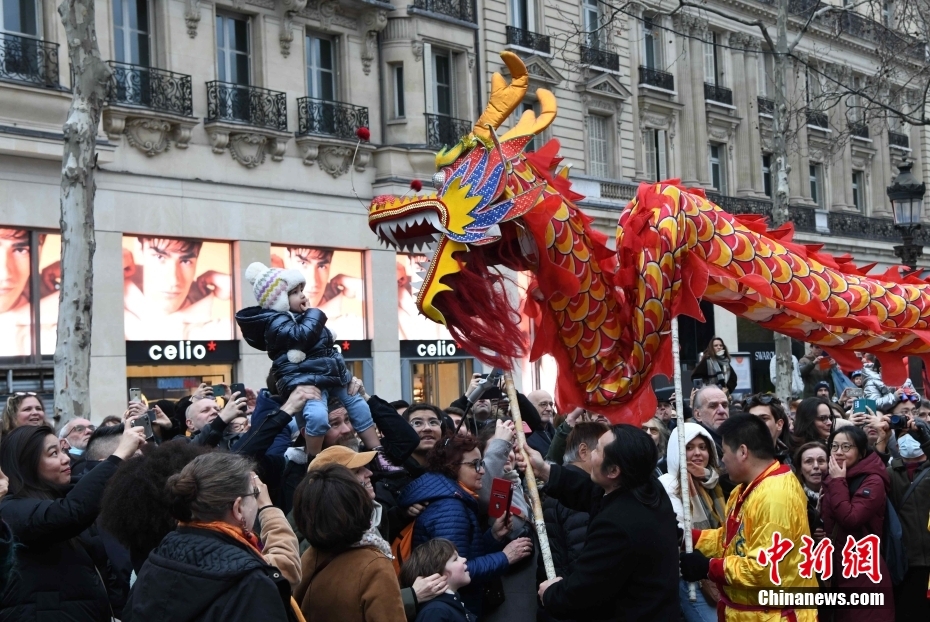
[
  {"xmin": 671, "ymin": 317, "xmax": 697, "ymax": 601},
  {"xmin": 502, "ymin": 371, "xmax": 556, "ymax": 580}
]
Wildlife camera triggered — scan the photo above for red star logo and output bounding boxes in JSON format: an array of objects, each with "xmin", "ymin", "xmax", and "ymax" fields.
[
  {"xmin": 341, "ymin": 341, "xmax": 350, "ymax": 350},
  {"xmin": 206, "ymin": 341, "xmax": 217, "ymax": 351}
]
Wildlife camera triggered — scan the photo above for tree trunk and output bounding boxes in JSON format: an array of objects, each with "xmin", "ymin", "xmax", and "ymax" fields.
[
  {"xmin": 54, "ymin": 0, "xmax": 112, "ymax": 424},
  {"xmin": 772, "ymin": 0, "xmax": 794, "ymax": 403}
]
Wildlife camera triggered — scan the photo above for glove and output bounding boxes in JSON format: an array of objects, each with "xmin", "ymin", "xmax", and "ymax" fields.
[
  {"xmin": 912, "ymin": 419, "xmax": 930, "ymax": 445},
  {"xmin": 680, "ymin": 550, "xmax": 711, "ymax": 582}
]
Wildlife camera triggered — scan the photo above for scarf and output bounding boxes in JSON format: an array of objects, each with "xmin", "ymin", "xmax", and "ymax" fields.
[
  {"xmin": 688, "ymin": 469, "xmax": 727, "ymax": 530},
  {"xmin": 802, "ymin": 484, "xmax": 821, "ymax": 512},
  {"xmin": 458, "ymin": 482, "xmax": 480, "ymax": 499},
  {"xmin": 351, "ymin": 502, "xmax": 393, "ymax": 558},
  {"xmin": 706, "ymin": 355, "xmax": 731, "ymax": 386},
  {"xmin": 185, "ymin": 521, "xmax": 307, "ymax": 622}
]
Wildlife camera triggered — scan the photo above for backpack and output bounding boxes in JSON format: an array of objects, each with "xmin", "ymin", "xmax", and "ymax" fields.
[
  {"xmin": 390, "ymin": 520, "xmax": 415, "ymax": 576},
  {"xmin": 847, "ymin": 474, "xmax": 908, "ymax": 586}
]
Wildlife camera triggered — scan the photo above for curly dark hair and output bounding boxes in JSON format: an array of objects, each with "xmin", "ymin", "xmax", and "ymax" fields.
[
  {"xmin": 425, "ymin": 435, "xmax": 479, "ymax": 480},
  {"xmin": 99, "ymin": 442, "xmax": 210, "ymax": 569}
]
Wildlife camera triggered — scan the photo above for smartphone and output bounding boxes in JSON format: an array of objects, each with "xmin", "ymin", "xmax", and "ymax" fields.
[
  {"xmin": 230, "ymin": 383, "xmax": 245, "ymax": 397},
  {"xmin": 847, "ymin": 388, "xmax": 864, "ymax": 399},
  {"xmin": 852, "ymin": 398, "xmax": 876, "ymax": 415},
  {"xmin": 213, "ymin": 384, "xmax": 227, "ymax": 398},
  {"xmin": 129, "ymin": 387, "xmax": 142, "ymax": 403},
  {"xmin": 132, "ymin": 415, "xmax": 154, "ymax": 440},
  {"xmin": 488, "ymin": 477, "xmax": 513, "ymax": 520},
  {"xmin": 146, "ymin": 408, "xmax": 157, "ymax": 423},
  {"xmin": 692, "ymin": 378, "xmax": 704, "ymax": 390}
]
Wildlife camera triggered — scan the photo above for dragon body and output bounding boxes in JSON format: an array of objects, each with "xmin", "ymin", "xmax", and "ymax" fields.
[{"xmin": 369, "ymin": 52, "xmax": 930, "ymax": 422}]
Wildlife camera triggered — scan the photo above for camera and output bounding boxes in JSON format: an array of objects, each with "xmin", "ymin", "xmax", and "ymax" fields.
[{"xmin": 889, "ymin": 414, "xmax": 909, "ymax": 431}]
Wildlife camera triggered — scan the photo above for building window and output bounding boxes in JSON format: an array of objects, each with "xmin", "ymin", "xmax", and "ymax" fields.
[
  {"xmin": 645, "ymin": 128, "xmax": 668, "ymax": 182},
  {"xmin": 587, "ymin": 114, "xmax": 609, "ymax": 178},
  {"xmin": 759, "ymin": 51, "xmax": 774, "ymax": 96},
  {"xmin": 583, "ymin": 0, "xmax": 600, "ymax": 47},
  {"xmin": 762, "ymin": 154, "xmax": 772, "ymax": 198},
  {"xmin": 432, "ymin": 49, "xmax": 452, "ymax": 116},
  {"xmin": 810, "ymin": 164, "xmax": 823, "ymax": 207},
  {"xmin": 510, "ymin": 0, "xmax": 534, "ymax": 31},
  {"xmin": 0, "ymin": 0, "xmax": 38, "ymax": 35},
  {"xmin": 703, "ymin": 32, "xmax": 721, "ymax": 86},
  {"xmin": 643, "ymin": 16, "xmax": 662, "ymax": 70},
  {"xmin": 852, "ymin": 171, "xmax": 864, "ymax": 212},
  {"xmin": 709, "ymin": 144, "xmax": 727, "ymax": 194},
  {"xmin": 882, "ymin": 1, "xmax": 893, "ymax": 27},
  {"xmin": 113, "ymin": 0, "xmax": 150, "ymax": 66},
  {"xmin": 392, "ymin": 64, "xmax": 405, "ymax": 118},
  {"xmin": 216, "ymin": 13, "xmax": 250, "ymax": 85},
  {"xmin": 306, "ymin": 34, "xmax": 335, "ymax": 100}
]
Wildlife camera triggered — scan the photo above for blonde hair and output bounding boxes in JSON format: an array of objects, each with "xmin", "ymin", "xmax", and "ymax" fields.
[{"xmin": 1, "ymin": 394, "xmax": 47, "ymax": 435}]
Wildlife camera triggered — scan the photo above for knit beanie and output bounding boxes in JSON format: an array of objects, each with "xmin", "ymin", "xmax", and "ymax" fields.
[{"xmin": 245, "ymin": 262, "xmax": 306, "ymax": 313}]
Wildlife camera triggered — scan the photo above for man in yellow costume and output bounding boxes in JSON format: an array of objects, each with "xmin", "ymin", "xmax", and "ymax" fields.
[{"xmin": 680, "ymin": 414, "xmax": 818, "ymax": 621}]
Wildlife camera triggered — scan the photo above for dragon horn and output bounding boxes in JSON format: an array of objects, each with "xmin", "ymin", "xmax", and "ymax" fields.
[{"xmin": 473, "ymin": 51, "xmax": 528, "ymax": 143}]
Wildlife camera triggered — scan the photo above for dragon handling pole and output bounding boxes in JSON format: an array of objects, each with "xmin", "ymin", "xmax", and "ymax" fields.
[
  {"xmin": 672, "ymin": 317, "xmax": 697, "ymax": 601},
  {"xmin": 503, "ymin": 371, "xmax": 556, "ymax": 580}
]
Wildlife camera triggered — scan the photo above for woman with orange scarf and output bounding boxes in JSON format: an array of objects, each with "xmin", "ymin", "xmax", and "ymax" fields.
[{"xmin": 122, "ymin": 452, "xmax": 304, "ymax": 622}]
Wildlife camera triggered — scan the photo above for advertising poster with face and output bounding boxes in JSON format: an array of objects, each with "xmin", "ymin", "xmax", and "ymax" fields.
[
  {"xmin": 123, "ymin": 236, "xmax": 233, "ymax": 340},
  {"xmin": 397, "ymin": 253, "xmax": 453, "ymax": 341},
  {"xmin": 0, "ymin": 228, "xmax": 61, "ymax": 358},
  {"xmin": 270, "ymin": 246, "xmax": 366, "ymax": 340}
]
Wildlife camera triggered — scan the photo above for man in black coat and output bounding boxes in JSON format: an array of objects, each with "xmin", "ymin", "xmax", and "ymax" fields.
[{"xmin": 525, "ymin": 424, "xmax": 679, "ymax": 622}]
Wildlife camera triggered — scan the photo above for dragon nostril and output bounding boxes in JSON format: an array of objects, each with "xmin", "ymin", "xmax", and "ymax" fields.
[{"xmin": 432, "ymin": 171, "xmax": 446, "ymax": 189}]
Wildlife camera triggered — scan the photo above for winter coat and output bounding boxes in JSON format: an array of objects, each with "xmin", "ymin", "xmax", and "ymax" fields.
[
  {"xmin": 821, "ymin": 450, "xmax": 895, "ymax": 622},
  {"xmin": 397, "ymin": 473, "xmax": 509, "ymax": 615},
  {"xmin": 294, "ymin": 544, "xmax": 405, "ymax": 622},
  {"xmin": 887, "ymin": 436, "xmax": 930, "ymax": 568},
  {"xmin": 691, "ymin": 355, "xmax": 737, "ymax": 394},
  {"xmin": 695, "ymin": 461, "xmax": 818, "ymax": 622},
  {"xmin": 658, "ymin": 422, "xmax": 725, "ymax": 531},
  {"xmin": 414, "ymin": 593, "xmax": 476, "ymax": 622},
  {"xmin": 542, "ymin": 464, "xmax": 590, "ymax": 579},
  {"xmin": 540, "ymin": 464, "xmax": 679, "ymax": 621},
  {"xmin": 122, "ymin": 526, "xmax": 296, "ymax": 622},
  {"xmin": 236, "ymin": 306, "xmax": 349, "ymax": 396},
  {"xmin": 769, "ymin": 354, "xmax": 805, "ymax": 398},
  {"xmin": 0, "ymin": 455, "xmax": 126, "ymax": 622},
  {"xmin": 798, "ymin": 354, "xmax": 835, "ymax": 398}
]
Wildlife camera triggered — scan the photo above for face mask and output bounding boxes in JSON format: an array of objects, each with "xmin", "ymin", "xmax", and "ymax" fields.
[
  {"xmin": 69, "ymin": 447, "xmax": 84, "ymax": 456},
  {"xmin": 898, "ymin": 434, "xmax": 924, "ymax": 460}
]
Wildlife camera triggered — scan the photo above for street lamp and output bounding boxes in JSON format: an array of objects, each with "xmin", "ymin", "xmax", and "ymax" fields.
[{"xmin": 887, "ymin": 162, "xmax": 925, "ymax": 271}]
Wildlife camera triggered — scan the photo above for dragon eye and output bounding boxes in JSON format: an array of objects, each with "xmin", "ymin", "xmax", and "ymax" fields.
[{"xmin": 432, "ymin": 171, "xmax": 446, "ymax": 189}]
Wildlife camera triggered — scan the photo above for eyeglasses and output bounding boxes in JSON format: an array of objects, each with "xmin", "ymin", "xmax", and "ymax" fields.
[
  {"xmin": 895, "ymin": 408, "xmax": 917, "ymax": 416},
  {"xmin": 14, "ymin": 392, "xmax": 36, "ymax": 397},
  {"xmin": 458, "ymin": 459, "xmax": 485, "ymax": 472},
  {"xmin": 242, "ymin": 489, "xmax": 261, "ymax": 499},
  {"xmin": 831, "ymin": 443, "xmax": 854, "ymax": 453},
  {"xmin": 410, "ymin": 419, "xmax": 442, "ymax": 429},
  {"xmin": 815, "ymin": 415, "xmax": 835, "ymax": 423},
  {"xmin": 744, "ymin": 393, "xmax": 781, "ymax": 408},
  {"xmin": 69, "ymin": 424, "xmax": 96, "ymax": 435}
]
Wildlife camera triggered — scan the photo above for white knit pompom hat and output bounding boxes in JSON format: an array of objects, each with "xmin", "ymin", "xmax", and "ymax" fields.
[{"xmin": 245, "ymin": 262, "xmax": 306, "ymax": 313}]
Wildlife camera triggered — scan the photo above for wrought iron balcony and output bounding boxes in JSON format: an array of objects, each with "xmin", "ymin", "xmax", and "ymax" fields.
[
  {"xmin": 888, "ymin": 131, "xmax": 909, "ymax": 149},
  {"xmin": 705, "ymin": 192, "xmax": 817, "ymax": 233},
  {"xmin": 828, "ymin": 211, "xmax": 930, "ymax": 244},
  {"xmin": 205, "ymin": 81, "xmax": 287, "ymax": 131},
  {"xmin": 0, "ymin": 32, "xmax": 59, "ymax": 88},
  {"xmin": 411, "ymin": 0, "xmax": 476, "ymax": 23},
  {"xmin": 506, "ymin": 26, "xmax": 551, "ymax": 54},
  {"xmin": 425, "ymin": 113, "xmax": 471, "ymax": 150},
  {"xmin": 638, "ymin": 66, "xmax": 674, "ymax": 91},
  {"xmin": 704, "ymin": 83, "xmax": 733, "ymax": 105},
  {"xmin": 581, "ymin": 44, "xmax": 619, "ymax": 72},
  {"xmin": 806, "ymin": 110, "xmax": 828, "ymax": 129},
  {"xmin": 757, "ymin": 97, "xmax": 774, "ymax": 115},
  {"xmin": 296, "ymin": 97, "xmax": 369, "ymax": 140},
  {"xmin": 849, "ymin": 121, "xmax": 869, "ymax": 139},
  {"xmin": 107, "ymin": 62, "xmax": 192, "ymax": 116}
]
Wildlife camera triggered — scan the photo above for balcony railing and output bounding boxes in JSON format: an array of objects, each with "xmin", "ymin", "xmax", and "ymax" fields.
[
  {"xmin": 506, "ymin": 26, "xmax": 551, "ymax": 54},
  {"xmin": 888, "ymin": 131, "xmax": 909, "ymax": 149},
  {"xmin": 581, "ymin": 44, "xmax": 620, "ymax": 72},
  {"xmin": 806, "ymin": 110, "xmax": 828, "ymax": 129},
  {"xmin": 705, "ymin": 192, "xmax": 817, "ymax": 233},
  {"xmin": 0, "ymin": 32, "xmax": 59, "ymax": 88},
  {"xmin": 425, "ymin": 113, "xmax": 471, "ymax": 150},
  {"xmin": 704, "ymin": 83, "xmax": 733, "ymax": 105},
  {"xmin": 205, "ymin": 81, "xmax": 287, "ymax": 131},
  {"xmin": 639, "ymin": 66, "xmax": 675, "ymax": 91},
  {"xmin": 828, "ymin": 211, "xmax": 930, "ymax": 244},
  {"xmin": 757, "ymin": 96, "xmax": 774, "ymax": 114},
  {"xmin": 296, "ymin": 97, "xmax": 369, "ymax": 139},
  {"xmin": 107, "ymin": 61, "xmax": 193, "ymax": 116},
  {"xmin": 411, "ymin": 0, "xmax": 476, "ymax": 23},
  {"xmin": 849, "ymin": 121, "xmax": 869, "ymax": 139}
]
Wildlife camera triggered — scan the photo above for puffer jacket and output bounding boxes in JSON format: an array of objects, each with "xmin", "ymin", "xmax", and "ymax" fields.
[
  {"xmin": 236, "ymin": 306, "xmax": 350, "ymax": 395},
  {"xmin": 397, "ymin": 473, "xmax": 508, "ymax": 616},
  {"xmin": 0, "ymin": 455, "xmax": 127, "ymax": 622},
  {"xmin": 122, "ymin": 527, "xmax": 297, "ymax": 622},
  {"xmin": 886, "ymin": 425, "xmax": 930, "ymax": 568},
  {"xmin": 861, "ymin": 367, "xmax": 915, "ymax": 411},
  {"xmin": 542, "ymin": 464, "xmax": 590, "ymax": 579}
]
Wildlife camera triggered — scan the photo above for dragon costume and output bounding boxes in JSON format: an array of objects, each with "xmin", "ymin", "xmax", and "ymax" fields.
[{"xmin": 369, "ymin": 52, "xmax": 930, "ymax": 424}]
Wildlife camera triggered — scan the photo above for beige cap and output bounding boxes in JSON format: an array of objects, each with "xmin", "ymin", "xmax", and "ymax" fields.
[{"xmin": 308, "ymin": 445, "xmax": 377, "ymax": 471}]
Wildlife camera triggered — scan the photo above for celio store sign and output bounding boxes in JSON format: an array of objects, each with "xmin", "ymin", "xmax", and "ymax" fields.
[
  {"xmin": 400, "ymin": 340, "xmax": 464, "ymax": 358},
  {"xmin": 126, "ymin": 340, "xmax": 240, "ymax": 365}
]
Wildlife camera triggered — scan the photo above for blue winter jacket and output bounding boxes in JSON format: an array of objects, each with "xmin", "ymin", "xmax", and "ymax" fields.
[
  {"xmin": 397, "ymin": 473, "xmax": 508, "ymax": 615},
  {"xmin": 235, "ymin": 306, "xmax": 350, "ymax": 396}
]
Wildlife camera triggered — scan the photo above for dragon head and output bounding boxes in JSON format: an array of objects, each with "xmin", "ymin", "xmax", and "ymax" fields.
[{"xmin": 369, "ymin": 52, "xmax": 558, "ymax": 363}]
